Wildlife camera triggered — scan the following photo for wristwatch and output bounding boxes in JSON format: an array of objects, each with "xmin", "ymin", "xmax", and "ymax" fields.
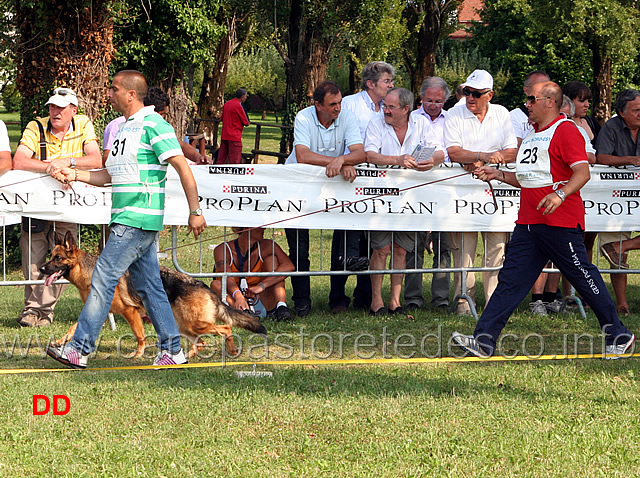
[
  {"xmin": 190, "ymin": 208, "xmax": 203, "ymax": 216},
  {"xmin": 554, "ymin": 189, "xmax": 566, "ymax": 202},
  {"xmin": 70, "ymin": 158, "xmax": 77, "ymax": 168}
]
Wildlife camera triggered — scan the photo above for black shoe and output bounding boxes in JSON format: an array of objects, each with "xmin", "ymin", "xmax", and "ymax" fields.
[
  {"xmin": 295, "ymin": 304, "xmax": 311, "ymax": 317},
  {"xmin": 369, "ymin": 307, "xmax": 388, "ymax": 316},
  {"xmin": 275, "ymin": 305, "xmax": 294, "ymax": 321},
  {"xmin": 389, "ymin": 306, "xmax": 406, "ymax": 315},
  {"xmin": 405, "ymin": 303, "xmax": 421, "ymax": 312},
  {"xmin": 340, "ymin": 256, "xmax": 369, "ymax": 271}
]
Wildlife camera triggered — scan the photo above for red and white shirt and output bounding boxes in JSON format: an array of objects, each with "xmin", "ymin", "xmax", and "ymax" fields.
[{"xmin": 516, "ymin": 115, "xmax": 589, "ymax": 229}]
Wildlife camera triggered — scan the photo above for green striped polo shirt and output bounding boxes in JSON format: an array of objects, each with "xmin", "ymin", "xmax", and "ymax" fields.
[{"xmin": 105, "ymin": 105, "xmax": 182, "ymax": 231}]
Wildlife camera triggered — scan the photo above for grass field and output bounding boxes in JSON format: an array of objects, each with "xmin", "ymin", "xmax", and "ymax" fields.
[{"xmin": 0, "ymin": 227, "xmax": 639, "ymax": 476}]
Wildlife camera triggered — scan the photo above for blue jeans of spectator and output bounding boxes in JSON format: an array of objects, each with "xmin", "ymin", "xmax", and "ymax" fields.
[{"xmin": 70, "ymin": 224, "xmax": 181, "ymax": 355}]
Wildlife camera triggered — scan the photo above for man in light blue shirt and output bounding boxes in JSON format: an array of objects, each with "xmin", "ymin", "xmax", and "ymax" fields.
[{"xmin": 285, "ymin": 81, "xmax": 365, "ymax": 317}]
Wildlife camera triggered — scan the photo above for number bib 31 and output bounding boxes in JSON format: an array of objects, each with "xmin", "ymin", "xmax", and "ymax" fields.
[
  {"xmin": 105, "ymin": 118, "xmax": 144, "ymax": 184},
  {"xmin": 515, "ymin": 118, "xmax": 570, "ymax": 188}
]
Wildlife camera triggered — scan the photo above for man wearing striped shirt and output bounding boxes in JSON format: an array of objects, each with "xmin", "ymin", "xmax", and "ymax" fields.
[{"xmin": 47, "ymin": 70, "xmax": 206, "ymax": 368}]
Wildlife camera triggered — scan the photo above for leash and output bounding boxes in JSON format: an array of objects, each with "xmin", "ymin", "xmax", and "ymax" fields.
[{"xmin": 166, "ymin": 170, "xmax": 473, "ymax": 253}]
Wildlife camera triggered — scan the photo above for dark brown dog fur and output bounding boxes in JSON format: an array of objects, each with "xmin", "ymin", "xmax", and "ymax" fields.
[{"xmin": 40, "ymin": 231, "xmax": 266, "ymax": 358}]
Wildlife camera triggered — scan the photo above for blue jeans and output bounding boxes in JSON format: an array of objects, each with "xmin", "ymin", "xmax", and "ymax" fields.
[{"xmin": 70, "ymin": 224, "xmax": 181, "ymax": 355}]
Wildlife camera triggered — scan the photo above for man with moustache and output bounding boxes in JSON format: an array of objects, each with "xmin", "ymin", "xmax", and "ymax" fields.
[
  {"xmin": 364, "ymin": 87, "xmax": 444, "ymax": 315},
  {"xmin": 12, "ymin": 87, "xmax": 102, "ymax": 327},
  {"xmin": 452, "ymin": 81, "xmax": 635, "ymax": 359}
]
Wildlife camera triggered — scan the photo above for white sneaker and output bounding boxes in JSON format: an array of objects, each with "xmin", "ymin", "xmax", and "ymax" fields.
[
  {"xmin": 529, "ymin": 300, "xmax": 548, "ymax": 316},
  {"xmin": 46, "ymin": 344, "xmax": 88, "ymax": 369},
  {"xmin": 545, "ymin": 299, "xmax": 563, "ymax": 314},
  {"xmin": 153, "ymin": 349, "xmax": 188, "ymax": 366},
  {"xmin": 604, "ymin": 334, "xmax": 636, "ymax": 360},
  {"xmin": 451, "ymin": 331, "xmax": 490, "ymax": 358}
]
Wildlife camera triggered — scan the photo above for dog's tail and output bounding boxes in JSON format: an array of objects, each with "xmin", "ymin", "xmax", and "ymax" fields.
[{"xmin": 221, "ymin": 305, "xmax": 267, "ymax": 335}]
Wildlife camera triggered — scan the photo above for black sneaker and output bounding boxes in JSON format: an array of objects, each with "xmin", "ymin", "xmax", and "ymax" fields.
[
  {"xmin": 275, "ymin": 305, "xmax": 294, "ymax": 321},
  {"xmin": 295, "ymin": 304, "xmax": 311, "ymax": 317},
  {"xmin": 339, "ymin": 256, "xmax": 369, "ymax": 271}
]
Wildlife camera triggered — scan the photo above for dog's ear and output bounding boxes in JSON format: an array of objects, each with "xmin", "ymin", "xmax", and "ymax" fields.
[
  {"xmin": 63, "ymin": 230, "xmax": 76, "ymax": 250},
  {"xmin": 54, "ymin": 232, "xmax": 64, "ymax": 246}
]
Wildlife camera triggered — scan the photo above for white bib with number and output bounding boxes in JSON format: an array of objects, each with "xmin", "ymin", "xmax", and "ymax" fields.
[
  {"xmin": 515, "ymin": 118, "xmax": 570, "ymax": 188},
  {"xmin": 105, "ymin": 118, "xmax": 144, "ymax": 184}
]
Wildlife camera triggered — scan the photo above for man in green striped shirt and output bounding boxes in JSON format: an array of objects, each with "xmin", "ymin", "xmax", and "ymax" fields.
[{"xmin": 47, "ymin": 70, "xmax": 206, "ymax": 368}]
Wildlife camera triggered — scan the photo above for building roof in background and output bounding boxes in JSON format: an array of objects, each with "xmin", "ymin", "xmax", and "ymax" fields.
[{"xmin": 450, "ymin": 0, "xmax": 483, "ymax": 39}]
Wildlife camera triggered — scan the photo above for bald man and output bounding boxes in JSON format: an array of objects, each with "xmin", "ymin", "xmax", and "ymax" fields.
[
  {"xmin": 46, "ymin": 70, "xmax": 207, "ymax": 369},
  {"xmin": 452, "ymin": 81, "xmax": 635, "ymax": 359}
]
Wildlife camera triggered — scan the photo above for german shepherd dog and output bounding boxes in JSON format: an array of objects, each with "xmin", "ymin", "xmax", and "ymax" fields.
[{"xmin": 40, "ymin": 231, "xmax": 267, "ymax": 358}]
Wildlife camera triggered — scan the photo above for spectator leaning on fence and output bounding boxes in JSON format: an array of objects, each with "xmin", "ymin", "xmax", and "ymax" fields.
[
  {"xmin": 444, "ymin": 69, "xmax": 518, "ymax": 315},
  {"xmin": 596, "ymin": 88, "xmax": 640, "ymax": 317},
  {"xmin": 328, "ymin": 61, "xmax": 395, "ymax": 315},
  {"xmin": 12, "ymin": 87, "xmax": 101, "ymax": 328},
  {"xmin": 363, "ymin": 87, "xmax": 444, "ymax": 316},
  {"xmin": 284, "ymin": 80, "xmax": 366, "ymax": 317},
  {"xmin": 407, "ymin": 76, "xmax": 452, "ymax": 311},
  {"xmin": 452, "ymin": 81, "xmax": 636, "ymax": 360}
]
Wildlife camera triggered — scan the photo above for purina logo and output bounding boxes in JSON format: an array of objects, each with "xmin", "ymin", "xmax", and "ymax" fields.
[
  {"xmin": 612, "ymin": 190, "xmax": 640, "ymax": 198},
  {"xmin": 355, "ymin": 187, "xmax": 399, "ymax": 196},
  {"xmin": 356, "ymin": 169, "xmax": 387, "ymax": 178},
  {"xmin": 486, "ymin": 189, "xmax": 520, "ymax": 198},
  {"xmin": 222, "ymin": 185, "xmax": 268, "ymax": 194},
  {"xmin": 599, "ymin": 172, "xmax": 640, "ymax": 180},
  {"xmin": 209, "ymin": 166, "xmax": 255, "ymax": 175}
]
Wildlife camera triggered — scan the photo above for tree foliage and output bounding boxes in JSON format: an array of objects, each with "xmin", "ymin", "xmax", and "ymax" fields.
[{"xmin": 14, "ymin": 0, "xmax": 115, "ymax": 126}]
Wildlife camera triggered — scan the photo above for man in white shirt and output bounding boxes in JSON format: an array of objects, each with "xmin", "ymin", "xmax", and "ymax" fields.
[
  {"xmin": 406, "ymin": 76, "xmax": 452, "ymax": 312},
  {"xmin": 328, "ymin": 61, "xmax": 396, "ymax": 314},
  {"xmin": 284, "ymin": 81, "xmax": 365, "ymax": 317},
  {"xmin": 445, "ymin": 69, "xmax": 518, "ymax": 315},
  {"xmin": 364, "ymin": 87, "xmax": 444, "ymax": 315}
]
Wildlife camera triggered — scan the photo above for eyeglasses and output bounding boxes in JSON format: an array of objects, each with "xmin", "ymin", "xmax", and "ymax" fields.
[
  {"xmin": 382, "ymin": 104, "xmax": 402, "ymax": 111},
  {"xmin": 378, "ymin": 78, "xmax": 394, "ymax": 85},
  {"xmin": 526, "ymin": 95, "xmax": 551, "ymax": 103},
  {"xmin": 462, "ymin": 88, "xmax": 491, "ymax": 99},
  {"xmin": 54, "ymin": 87, "xmax": 76, "ymax": 97},
  {"xmin": 423, "ymin": 100, "xmax": 445, "ymax": 106}
]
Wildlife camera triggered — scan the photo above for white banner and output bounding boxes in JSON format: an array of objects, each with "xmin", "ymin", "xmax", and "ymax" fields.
[{"xmin": 0, "ymin": 163, "xmax": 638, "ymax": 231}]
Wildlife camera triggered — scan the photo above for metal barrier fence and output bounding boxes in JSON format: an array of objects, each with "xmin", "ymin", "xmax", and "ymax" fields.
[{"xmin": 0, "ymin": 221, "xmax": 634, "ymax": 322}]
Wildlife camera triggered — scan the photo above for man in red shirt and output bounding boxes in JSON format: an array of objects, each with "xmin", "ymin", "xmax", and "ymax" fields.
[
  {"xmin": 218, "ymin": 88, "xmax": 250, "ymax": 164},
  {"xmin": 451, "ymin": 81, "xmax": 635, "ymax": 359}
]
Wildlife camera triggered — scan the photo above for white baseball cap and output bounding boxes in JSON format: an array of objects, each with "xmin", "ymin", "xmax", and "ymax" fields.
[
  {"xmin": 463, "ymin": 70, "xmax": 494, "ymax": 91},
  {"xmin": 45, "ymin": 87, "xmax": 78, "ymax": 108}
]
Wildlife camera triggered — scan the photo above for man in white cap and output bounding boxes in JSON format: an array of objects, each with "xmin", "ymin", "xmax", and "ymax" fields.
[
  {"xmin": 12, "ymin": 87, "xmax": 102, "ymax": 327},
  {"xmin": 444, "ymin": 69, "xmax": 518, "ymax": 315}
]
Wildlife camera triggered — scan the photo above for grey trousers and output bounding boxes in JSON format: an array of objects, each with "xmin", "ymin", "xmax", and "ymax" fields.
[{"xmin": 404, "ymin": 232, "xmax": 451, "ymax": 308}]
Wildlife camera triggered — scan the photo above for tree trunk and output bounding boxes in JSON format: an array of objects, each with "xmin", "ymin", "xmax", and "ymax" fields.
[
  {"xmin": 15, "ymin": 1, "xmax": 114, "ymax": 127},
  {"xmin": 592, "ymin": 49, "xmax": 612, "ymax": 124},
  {"xmin": 197, "ymin": 13, "xmax": 240, "ymax": 146},
  {"xmin": 413, "ymin": 0, "xmax": 441, "ymax": 93}
]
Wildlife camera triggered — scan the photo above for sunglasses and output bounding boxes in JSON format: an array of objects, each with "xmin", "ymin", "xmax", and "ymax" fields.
[
  {"xmin": 53, "ymin": 87, "xmax": 76, "ymax": 97},
  {"xmin": 463, "ymin": 88, "xmax": 490, "ymax": 99},
  {"xmin": 526, "ymin": 95, "xmax": 551, "ymax": 103}
]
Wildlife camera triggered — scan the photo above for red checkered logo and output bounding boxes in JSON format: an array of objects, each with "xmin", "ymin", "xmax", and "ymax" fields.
[
  {"xmin": 635, "ymin": 172, "xmax": 640, "ymax": 180},
  {"xmin": 223, "ymin": 185, "xmax": 230, "ymax": 193},
  {"xmin": 355, "ymin": 187, "xmax": 363, "ymax": 195},
  {"xmin": 612, "ymin": 190, "xmax": 620, "ymax": 197},
  {"xmin": 378, "ymin": 171, "xmax": 387, "ymax": 178},
  {"xmin": 246, "ymin": 168, "xmax": 254, "ymax": 175},
  {"xmin": 485, "ymin": 189, "xmax": 493, "ymax": 197}
]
